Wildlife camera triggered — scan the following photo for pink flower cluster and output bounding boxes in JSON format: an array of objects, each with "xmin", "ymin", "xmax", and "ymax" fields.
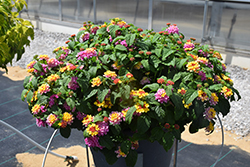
[
  {"xmin": 81, "ymin": 32, "xmax": 90, "ymax": 42},
  {"xmin": 36, "ymin": 118, "xmax": 46, "ymax": 127},
  {"xmin": 115, "ymin": 40, "xmax": 128, "ymax": 47},
  {"xmin": 84, "ymin": 136, "xmax": 104, "ymax": 149},
  {"xmin": 68, "ymin": 76, "xmax": 79, "ymax": 90},
  {"xmin": 47, "ymin": 58, "xmax": 60, "ymax": 68},
  {"xmin": 77, "ymin": 48, "xmax": 97, "ymax": 60},
  {"xmin": 155, "ymin": 88, "xmax": 169, "ymax": 103},
  {"xmin": 109, "ymin": 111, "xmax": 123, "ymax": 125},
  {"xmin": 183, "ymin": 42, "xmax": 195, "ymax": 51},
  {"xmin": 49, "ymin": 94, "xmax": 59, "ymax": 107},
  {"xmin": 166, "ymin": 25, "xmax": 179, "ymax": 34},
  {"xmin": 96, "ymin": 121, "xmax": 109, "ymax": 136}
]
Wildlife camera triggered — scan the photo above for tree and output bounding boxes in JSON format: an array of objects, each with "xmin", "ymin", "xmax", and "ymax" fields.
[{"xmin": 0, "ymin": 0, "xmax": 34, "ymax": 72}]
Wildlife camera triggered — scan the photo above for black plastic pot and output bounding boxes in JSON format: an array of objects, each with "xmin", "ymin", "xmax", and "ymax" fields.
[{"xmin": 90, "ymin": 140, "xmax": 173, "ymax": 167}]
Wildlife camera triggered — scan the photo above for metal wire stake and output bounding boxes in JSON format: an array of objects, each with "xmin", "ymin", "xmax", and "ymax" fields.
[
  {"xmin": 42, "ymin": 129, "xmax": 58, "ymax": 167},
  {"xmin": 173, "ymin": 138, "xmax": 178, "ymax": 167},
  {"xmin": 212, "ymin": 112, "xmax": 224, "ymax": 167},
  {"xmin": 86, "ymin": 145, "xmax": 90, "ymax": 167}
]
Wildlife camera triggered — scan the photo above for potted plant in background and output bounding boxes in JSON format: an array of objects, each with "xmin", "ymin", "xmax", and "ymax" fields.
[{"xmin": 22, "ymin": 18, "xmax": 240, "ymax": 167}]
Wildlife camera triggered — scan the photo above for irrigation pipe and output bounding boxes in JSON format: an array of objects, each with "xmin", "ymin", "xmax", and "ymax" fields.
[{"xmin": 0, "ymin": 120, "xmax": 78, "ymax": 162}]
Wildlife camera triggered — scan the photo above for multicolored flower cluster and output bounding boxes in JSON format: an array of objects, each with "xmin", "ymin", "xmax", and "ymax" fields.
[{"xmin": 23, "ymin": 18, "xmax": 240, "ymax": 166}]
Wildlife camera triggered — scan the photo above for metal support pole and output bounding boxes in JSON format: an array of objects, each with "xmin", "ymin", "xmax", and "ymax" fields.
[
  {"xmin": 59, "ymin": 0, "xmax": 62, "ymax": 21},
  {"xmin": 93, "ymin": 0, "xmax": 96, "ymax": 23},
  {"xmin": 75, "ymin": 0, "xmax": 80, "ymax": 20},
  {"xmin": 173, "ymin": 138, "xmax": 178, "ymax": 167},
  {"xmin": 148, "ymin": 0, "xmax": 153, "ymax": 30},
  {"xmin": 202, "ymin": 0, "xmax": 209, "ymax": 44}
]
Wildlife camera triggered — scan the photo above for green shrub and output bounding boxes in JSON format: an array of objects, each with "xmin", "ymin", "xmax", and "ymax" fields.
[{"xmin": 0, "ymin": 0, "xmax": 34, "ymax": 72}]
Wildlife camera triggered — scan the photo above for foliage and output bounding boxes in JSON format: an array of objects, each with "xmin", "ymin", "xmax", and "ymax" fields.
[
  {"xmin": 0, "ymin": 0, "xmax": 34, "ymax": 72},
  {"xmin": 22, "ymin": 18, "xmax": 240, "ymax": 166}
]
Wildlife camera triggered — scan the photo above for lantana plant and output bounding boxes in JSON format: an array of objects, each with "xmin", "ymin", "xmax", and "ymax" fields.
[{"xmin": 22, "ymin": 18, "xmax": 240, "ymax": 166}]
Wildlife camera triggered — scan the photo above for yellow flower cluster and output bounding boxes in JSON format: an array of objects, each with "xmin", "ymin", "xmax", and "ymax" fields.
[
  {"xmin": 62, "ymin": 112, "xmax": 73, "ymax": 123},
  {"xmin": 91, "ymin": 77, "xmax": 102, "ymax": 87},
  {"xmin": 86, "ymin": 123, "xmax": 100, "ymax": 136},
  {"xmin": 186, "ymin": 61, "xmax": 200, "ymax": 72},
  {"xmin": 38, "ymin": 54, "xmax": 49, "ymax": 60},
  {"xmin": 47, "ymin": 74, "xmax": 60, "ymax": 83},
  {"xmin": 82, "ymin": 115, "xmax": 94, "ymax": 127},
  {"xmin": 130, "ymin": 89, "xmax": 149, "ymax": 99},
  {"xmin": 221, "ymin": 86, "xmax": 233, "ymax": 97},
  {"xmin": 182, "ymin": 100, "xmax": 192, "ymax": 109},
  {"xmin": 135, "ymin": 101, "xmax": 150, "ymax": 114},
  {"xmin": 94, "ymin": 97, "xmax": 113, "ymax": 109}
]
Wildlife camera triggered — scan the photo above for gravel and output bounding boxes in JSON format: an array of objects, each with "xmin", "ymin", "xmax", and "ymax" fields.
[{"xmin": 11, "ymin": 29, "xmax": 250, "ymax": 137}]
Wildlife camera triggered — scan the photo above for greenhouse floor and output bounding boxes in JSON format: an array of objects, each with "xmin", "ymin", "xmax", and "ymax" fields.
[{"xmin": 1, "ymin": 70, "xmax": 250, "ymax": 167}]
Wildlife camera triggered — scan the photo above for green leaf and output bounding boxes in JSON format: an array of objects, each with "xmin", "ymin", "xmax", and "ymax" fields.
[
  {"xmin": 109, "ymin": 25, "xmax": 120, "ymax": 38},
  {"xmin": 118, "ymin": 66, "xmax": 128, "ymax": 76},
  {"xmin": 31, "ymin": 77, "xmax": 37, "ymax": 89},
  {"xmin": 125, "ymin": 106, "xmax": 136, "ymax": 124},
  {"xmin": 152, "ymin": 33, "xmax": 161, "ymax": 43},
  {"xmin": 88, "ymin": 66, "xmax": 97, "ymax": 77},
  {"xmin": 76, "ymin": 30, "xmax": 85, "ymax": 41},
  {"xmin": 94, "ymin": 115, "xmax": 103, "ymax": 122},
  {"xmin": 184, "ymin": 89, "xmax": 198, "ymax": 105},
  {"xmin": 85, "ymin": 89, "xmax": 98, "ymax": 100},
  {"xmin": 129, "ymin": 34, "xmax": 136, "ymax": 46},
  {"xmin": 155, "ymin": 48, "xmax": 162, "ymax": 58},
  {"xmin": 150, "ymin": 127, "xmax": 164, "ymax": 141},
  {"xmin": 189, "ymin": 115, "xmax": 209, "ymax": 133},
  {"xmin": 194, "ymin": 100, "xmax": 204, "ymax": 118},
  {"xmin": 33, "ymin": 62, "xmax": 43, "ymax": 72},
  {"xmin": 21, "ymin": 89, "xmax": 28, "ymax": 101},
  {"xmin": 23, "ymin": 76, "xmax": 31, "ymax": 88},
  {"xmin": 96, "ymin": 27, "xmax": 106, "ymax": 35},
  {"xmin": 66, "ymin": 97, "xmax": 75, "ymax": 109},
  {"xmin": 216, "ymin": 98, "xmax": 230, "ymax": 116},
  {"xmin": 120, "ymin": 85, "xmax": 130, "ymax": 100},
  {"xmin": 68, "ymin": 41, "xmax": 75, "ymax": 50},
  {"xmin": 38, "ymin": 95, "xmax": 48, "ymax": 104},
  {"xmin": 143, "ymin": 83, "xmax": 159, "ymax": 91},
  {"xmin": 98, "ymin": 88, "xmax": 109, "ymax": 102},
  {"xmin": 181, "ymin": 72, "xmax": 193, "ymax": 82},
  {"xmin": 115, "ymin": 44, "xmax": 127, "ymax": 51},
  {"xmin": 110, "ymin": 125, "xmax": 121, "ymax": 135},
  {"xmin": 60, "ymin": 126, "xmax": 71, "ymax": 138},
  {"xmin": 121, "ymin": 140, "xmax": 131, "ymax": 154},
  {"xmin": 162, "ymin": 49, "xmax": 176, "ymax": 60},
  {"xmin": 176, "ymin": 58, "xmax": 187, "ymax": 69},
  {"xmin": 150, "ymin": 55, "xmax": 161, "ymax": 68},
  {"xmin": 99, "ymin": 135, "xmax": 114, "ymax": 149},
  {"xmin": 26, "ymin": 90, "xmax": 33, "ymax": 103},
  {"xmin": 155, "ymin": 106, "xmax": 165, "ymax": 119},
  {"xmin": 101, "ymin": 148, "xmax": 118, "ymax": 165},
  {"xmin": 209, "ymin": 84, "xmax": 222, "ymax": 91},
  {"xmin": 137, "ymin": 115, "xmax": 151, "ymax": 134},
  {"xmin": 125, "ymin": 149, "xmax": 138, "ymax": 167},
  {"xmin": 162, "ymin": 132, "xmax": 174, "ymax": 152},
  {"xmin": 170, "ymin": 93, "xmax": 184, "ymax": 120},
  {"xmin": 77, "ymin": 78, "xmax": 89, "ymax": 90},
  {"xmin": 141, "ymin": 59, "xmax": 150, "ymax": 71},
  {"xmin": 173, "ymin": 73, "xmax": 181, "ymax": 82}
]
